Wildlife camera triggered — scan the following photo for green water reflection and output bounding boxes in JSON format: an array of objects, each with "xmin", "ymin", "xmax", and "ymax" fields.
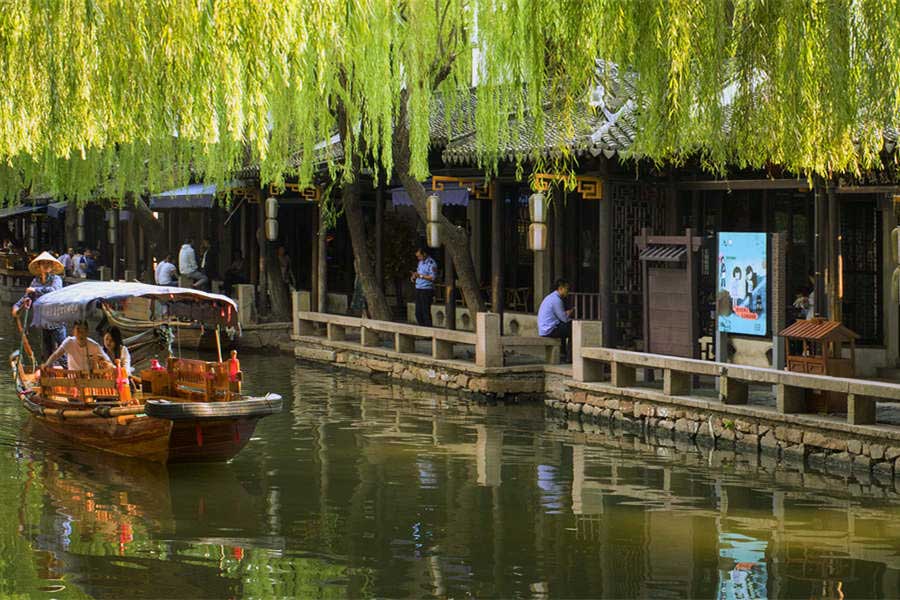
[{"xmin": 1, "ymin": 323, "xmax": 900, "ymax": 597}]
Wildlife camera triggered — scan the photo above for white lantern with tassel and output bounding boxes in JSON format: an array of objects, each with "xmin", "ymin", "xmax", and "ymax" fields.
[
  {"xmin": 426, "ymin": 194, "xmax": 442, "ymax": 222},
  {"xmin": 265, "ymin": 218, "xmax": 279, "ymax": 241},
  {"xmin": 426, "ymin": 222, "xmax": 441, "ymax": 248},
  {"xmin": 528, "ymin": 192, "xmax": 547, "ymax": 224},
  {"xmin": 265, "ymin": 196, "xmax": 278, "ymax": 220},
  {"xmin": 76, "ymin": 208, "xmax": 85, "ymax": 242},
  {"xmin": 527, "ymin": 223, "xmax": 547, "ymax": 251}
]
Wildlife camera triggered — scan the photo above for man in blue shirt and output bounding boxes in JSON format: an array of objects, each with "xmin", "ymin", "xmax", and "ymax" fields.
[
  {"xmin": 537, "ymin": 278, "xmax": 574, "ymax": 361},
  {"xmin": 411, "ymin": 247, "xmax": 438, "ymax": 327}
]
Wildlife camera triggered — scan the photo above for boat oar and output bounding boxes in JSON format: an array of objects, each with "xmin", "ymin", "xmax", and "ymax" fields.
[{"xmin": 15, "ymin": 303, "xmax": 36, "ymax": 372}]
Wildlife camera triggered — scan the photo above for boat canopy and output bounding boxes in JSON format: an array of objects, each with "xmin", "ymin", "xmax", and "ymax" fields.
[{"xmin": 29, "ymin": 281, "xmax": 238, "ymax": 329}]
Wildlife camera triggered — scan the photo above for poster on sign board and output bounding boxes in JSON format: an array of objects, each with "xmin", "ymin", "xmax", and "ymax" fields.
[{"xmin": 717, "ymin": 232, "xmax": 767, "ymax": 336}]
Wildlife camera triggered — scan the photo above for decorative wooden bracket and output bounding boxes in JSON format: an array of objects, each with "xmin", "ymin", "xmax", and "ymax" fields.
[
  {"xmin": 266, "ymin": 182, "xmax": 322, "ymax": 201},
  {"xmin": 431, "ymin": 175, "xmax": 493, "ymax": 199},
  {"xmin": 533, "ymin": 173, "xmax": 603, "ymax": 200}
]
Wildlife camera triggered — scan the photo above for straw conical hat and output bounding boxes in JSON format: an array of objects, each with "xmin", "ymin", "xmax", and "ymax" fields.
[{"xmin": 28, "ymin": 251, "xmax": 64, "ymax": 276}]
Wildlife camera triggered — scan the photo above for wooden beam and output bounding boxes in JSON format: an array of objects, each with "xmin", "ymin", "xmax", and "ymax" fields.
[
  {"xmin": 491, "ymin": 181, "xmax": 504, "ymax": 316},
  {"xmin": 677, "ymin": 179, "xmax": 811, "ymax": 191}
]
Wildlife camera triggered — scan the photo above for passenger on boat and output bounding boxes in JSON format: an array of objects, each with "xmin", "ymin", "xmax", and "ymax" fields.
[
  {"xmin": 102, "ymin": 326, "xmax": 133, "ymax": 375},
  {"xmin": 41, "ymin": 321, "xmax": 113, "ymax": 373},
  {"xmin": 12, "ymin": 252, "xmax": 66, "ymax": 363}
]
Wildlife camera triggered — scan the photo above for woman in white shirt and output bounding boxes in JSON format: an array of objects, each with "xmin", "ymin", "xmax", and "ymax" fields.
[{"xmin": 102, "ymin": 326, "xmax": 132, "ymax": 375}]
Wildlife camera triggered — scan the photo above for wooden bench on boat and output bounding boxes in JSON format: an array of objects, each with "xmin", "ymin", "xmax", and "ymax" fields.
[
  {"xmin": 140, "ymin": 352, "xmax": 242, "ymax": 402},
  {"xmin": 40, "ymin": 369, "xmax": 121, "ymax": 403}
]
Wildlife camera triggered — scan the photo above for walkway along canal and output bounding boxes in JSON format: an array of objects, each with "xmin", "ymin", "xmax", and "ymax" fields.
[{"xmin": 292, "ymin": 308, "xmax": 900, "ymax": 485}]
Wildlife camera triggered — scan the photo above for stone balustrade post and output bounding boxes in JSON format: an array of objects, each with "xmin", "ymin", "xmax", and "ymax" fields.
[
  {"xmin": 234, "ymin": 284, "xmax": 256, "ymax": 326},
  {"xmin": 475, "ymin": 312, "xmax": 502, "ymax": 368},
  {"xmin": 291, "ymin": 291, "xmax": 301, "ymax": 337},
  {"xmin": 572, "ymin": 321, "xmax": 603, "ymax": 382},
  {"xmin": 123, "ymin": 269, "xmax": 136, "ymax": 282}
]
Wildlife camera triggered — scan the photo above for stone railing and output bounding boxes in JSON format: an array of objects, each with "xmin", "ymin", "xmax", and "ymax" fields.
[
  {"xmin": 294, "ymin": 305, "xmax": 561, "ymax": 368},
  {"xmin": 571, "ymin": 321, "xmax": 900, "ymax": 426}
]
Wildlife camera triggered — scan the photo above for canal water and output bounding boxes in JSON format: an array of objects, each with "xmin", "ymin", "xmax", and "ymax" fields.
[{"xmin": 2, "ymin": 324, "xmax": 900, "ymax": 598}]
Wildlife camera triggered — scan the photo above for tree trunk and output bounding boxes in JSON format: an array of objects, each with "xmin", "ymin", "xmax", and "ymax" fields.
[
  {"xmin": 393, "ymin": 95, "xmax": 485, "ymax": 314},
  {"xmin": 128, "ymin": 194, "xmax": 166, "ymax": 275},
  {"xmin": 256, "ymin": 224, "xmax": 291, "ymax": 320},
  {"xmin": 336, "ymin": 105, "xmax": 393, "ymax": 321}
]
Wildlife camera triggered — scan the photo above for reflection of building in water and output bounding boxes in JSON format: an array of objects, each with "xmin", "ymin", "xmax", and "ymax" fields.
[{"xmin": 566, "ymin": 439, "xmax": 900, "ymax": 599}]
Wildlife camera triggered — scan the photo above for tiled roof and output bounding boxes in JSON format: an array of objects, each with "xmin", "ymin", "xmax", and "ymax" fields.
[{"xmin": 442, "ymin": 62, "xmax": 637, "ymax": 165}]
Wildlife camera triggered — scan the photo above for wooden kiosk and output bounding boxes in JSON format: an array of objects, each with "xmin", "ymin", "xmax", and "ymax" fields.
[{"xmin": 778, "ymin": 318, "xmax": 859, "ymax": 413}]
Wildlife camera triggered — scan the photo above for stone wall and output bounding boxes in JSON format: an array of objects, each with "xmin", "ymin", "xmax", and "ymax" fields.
[
  {"xmin": 550, "ymin": 387, "xmax": 900, "ymax": 483},
  {"xmin": 294, "ymin": 338, "xmax": 547, "ymax": 397}
]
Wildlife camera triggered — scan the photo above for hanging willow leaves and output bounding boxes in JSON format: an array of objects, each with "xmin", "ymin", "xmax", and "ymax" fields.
[{"xmin": 0, "ymin": 0, "xmax": 898, "ymax": 206}]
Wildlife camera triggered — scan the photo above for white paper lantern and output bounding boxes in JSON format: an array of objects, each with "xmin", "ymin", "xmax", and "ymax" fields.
[
  {"xmin": 77, "ymin": 208, "xmax": 85, "ymax": 227},
  {"xmin": 28, "ymin": 222, "xmax": 37, "ymax": 249},
  {"xmin": 265, "ymin": 218, "xmax": 279, "ymax": 241},
  {"xmin": 77, "ymin": 226, "xmax": 85, "ymax": 242},
  {"xmin": 527, "ymin": 223, "xmax": 547, "ymax": 251},
  {"xmin": 426, "ymin": 222, "xmax": 441, "ymax": 248},
  {"xmin": 107, "ymin": 223, "xmax": 117, "ymax": 244},
  {"xmin": 426, "ymin": 194, "xmax": 442, "ymax": 222},
  {"xmin": 528, "ymin": 193, "xmax": 547, "ymax": 224},
  {"xmin": 265, "ymin": 196, "xmax": 279, "ymax": 220}
]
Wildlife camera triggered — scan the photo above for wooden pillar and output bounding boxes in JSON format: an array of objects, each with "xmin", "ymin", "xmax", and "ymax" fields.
[
  {"xmin": 599, "ymin": 189, "xmax": 613, "ymax": 348},
  {"xmin": 640, "ymin": 227, "xmax": 650, "ymax": 353},
  {"xmin": 126, "ymin": 214, "xmax": 137, "ymax": 276},
  {"xmin": 686, "ymin": 228, "xmax": 698, "ymax": 358},
  {"xmin": 491, "ymin": 182, "xmax": 504, "ymax": 317},
  {"xmin": 317, "ymin": 203, "xmax": 328, "ymax": 313},
  {"xmin": 814, "ymin": 180, "xmax": 826, "ymax": 317},
  {"xmin": 827, "ymin": 186, "xmax": 841, "ymax": 320},
  {"xmin": 375, "ymin": 185, "xmax": 384, "ymax": 291},
  {"xmin": 256, "ymin": 191, "xmax": 268, "ymax": 315},
  {"xmin": 311, "ymin": 205, "xmax": 320, "ymax": 312},
  {"xmin": 111, "ymin": 209, "xmax": 119, "ymax": 280},
  {"xmin": 445, "ymin": 249, "xmax": 456, "ymax": 330},
  {"xmin": 552, "ymin": 191, "xmax": 564, "ymax": 283}
]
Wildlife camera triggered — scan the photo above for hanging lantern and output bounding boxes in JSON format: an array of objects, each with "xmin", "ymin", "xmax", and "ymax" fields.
[
  {"xmin": 77, "ymin": 208, "xmax": 85, "ymax": 242},
  {"xmin": 265, "ymin": 196, "xmax": 278, "ymax": 220},
  {"xmin": 426, "ymin": 222, "xmax": 441, "ymax": 248},
  {"xmin": 426, "ymin": 194, "xmax": 442, "ymax": 222},
  {"xmin": 528, "ymin": 193, "xmax": 547, "ymax": 224},
  {"xmin": 527, "ymin": 223, "xmax": 547, "ymax": 251},
  {"xmin": 28, "ymin": 220, "xmax": 37, "ymax": 249},
  {"xmin": 265, "ymin": 218, "xmax": 279, "ymax": 241},
  {"xmin": 107, "ymin": 210, "xmax": 117, "ymax": 243}
]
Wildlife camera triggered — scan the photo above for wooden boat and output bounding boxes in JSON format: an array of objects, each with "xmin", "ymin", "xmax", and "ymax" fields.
[{"xmin": 12, "ymin": 281, "xmax": 282, "ymax": 463}]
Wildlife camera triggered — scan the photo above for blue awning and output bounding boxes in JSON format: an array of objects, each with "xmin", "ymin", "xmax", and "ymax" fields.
[
  {"xmin": 150, "ymin": 183, "xmax": 218, "ymax": 209},
  {"xmin": 391, "ymin": 179, "xmax": 469, "ymax": 207}
]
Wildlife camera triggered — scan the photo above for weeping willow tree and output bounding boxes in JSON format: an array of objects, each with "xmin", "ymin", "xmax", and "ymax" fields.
[{"xmin": 1, "ymin": 1, "xmax": 899, "ymax": 304}]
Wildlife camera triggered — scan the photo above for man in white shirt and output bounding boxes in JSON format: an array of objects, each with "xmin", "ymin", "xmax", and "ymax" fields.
[
  {"xmin": 155, "ymin": 252, "xmax": 178, "ymax": 286},
  {"xmin": 58, "ymin": 248, "xmax": 75, "ymax": 276},
  {"xmin": 41, "ymin": 321, "xmax": 113, "ymax": 372},
  {"xmin": 178, "ymin": 238, "xmax": 209, "ymax": 289},
  {"xmin": 72, "ymin": 249, "xmax": 86, "ymax": 278}
]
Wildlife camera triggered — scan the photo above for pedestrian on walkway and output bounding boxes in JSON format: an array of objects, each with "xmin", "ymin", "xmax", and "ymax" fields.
[
  {"xmin": 155, "ymin": 252, "xmax": 178, "ymax": 286},
  {"xmin": 411, "ymin": 247, "xmax": 437, "ymax": 327}
]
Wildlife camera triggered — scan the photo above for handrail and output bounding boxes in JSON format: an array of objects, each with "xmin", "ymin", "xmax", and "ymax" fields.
[
  {"xmin": 294, "ymin": 308, "xmax": 561, "ymax": 367},
  {"xmin": 571, "ymin": 320, "xmax": 900, "ymax": 426}
]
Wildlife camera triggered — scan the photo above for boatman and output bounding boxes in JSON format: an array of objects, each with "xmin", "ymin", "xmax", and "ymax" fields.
[
  {"xmin": 12, "ymin": 251, "xmax": 66, "ymax": 363},
  {"xmin": 410, "ymin": 246, "xmax": 437, "ymax": 327}
]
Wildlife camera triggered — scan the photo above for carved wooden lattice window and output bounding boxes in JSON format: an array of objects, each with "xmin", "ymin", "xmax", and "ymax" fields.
[
  {"xmin": 841, "ymin": 199, "xmax": 882, "ymax": 346},
  {"xmin": 609, "ymin": 181, "xmax": 667, "ymax": 349}
]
